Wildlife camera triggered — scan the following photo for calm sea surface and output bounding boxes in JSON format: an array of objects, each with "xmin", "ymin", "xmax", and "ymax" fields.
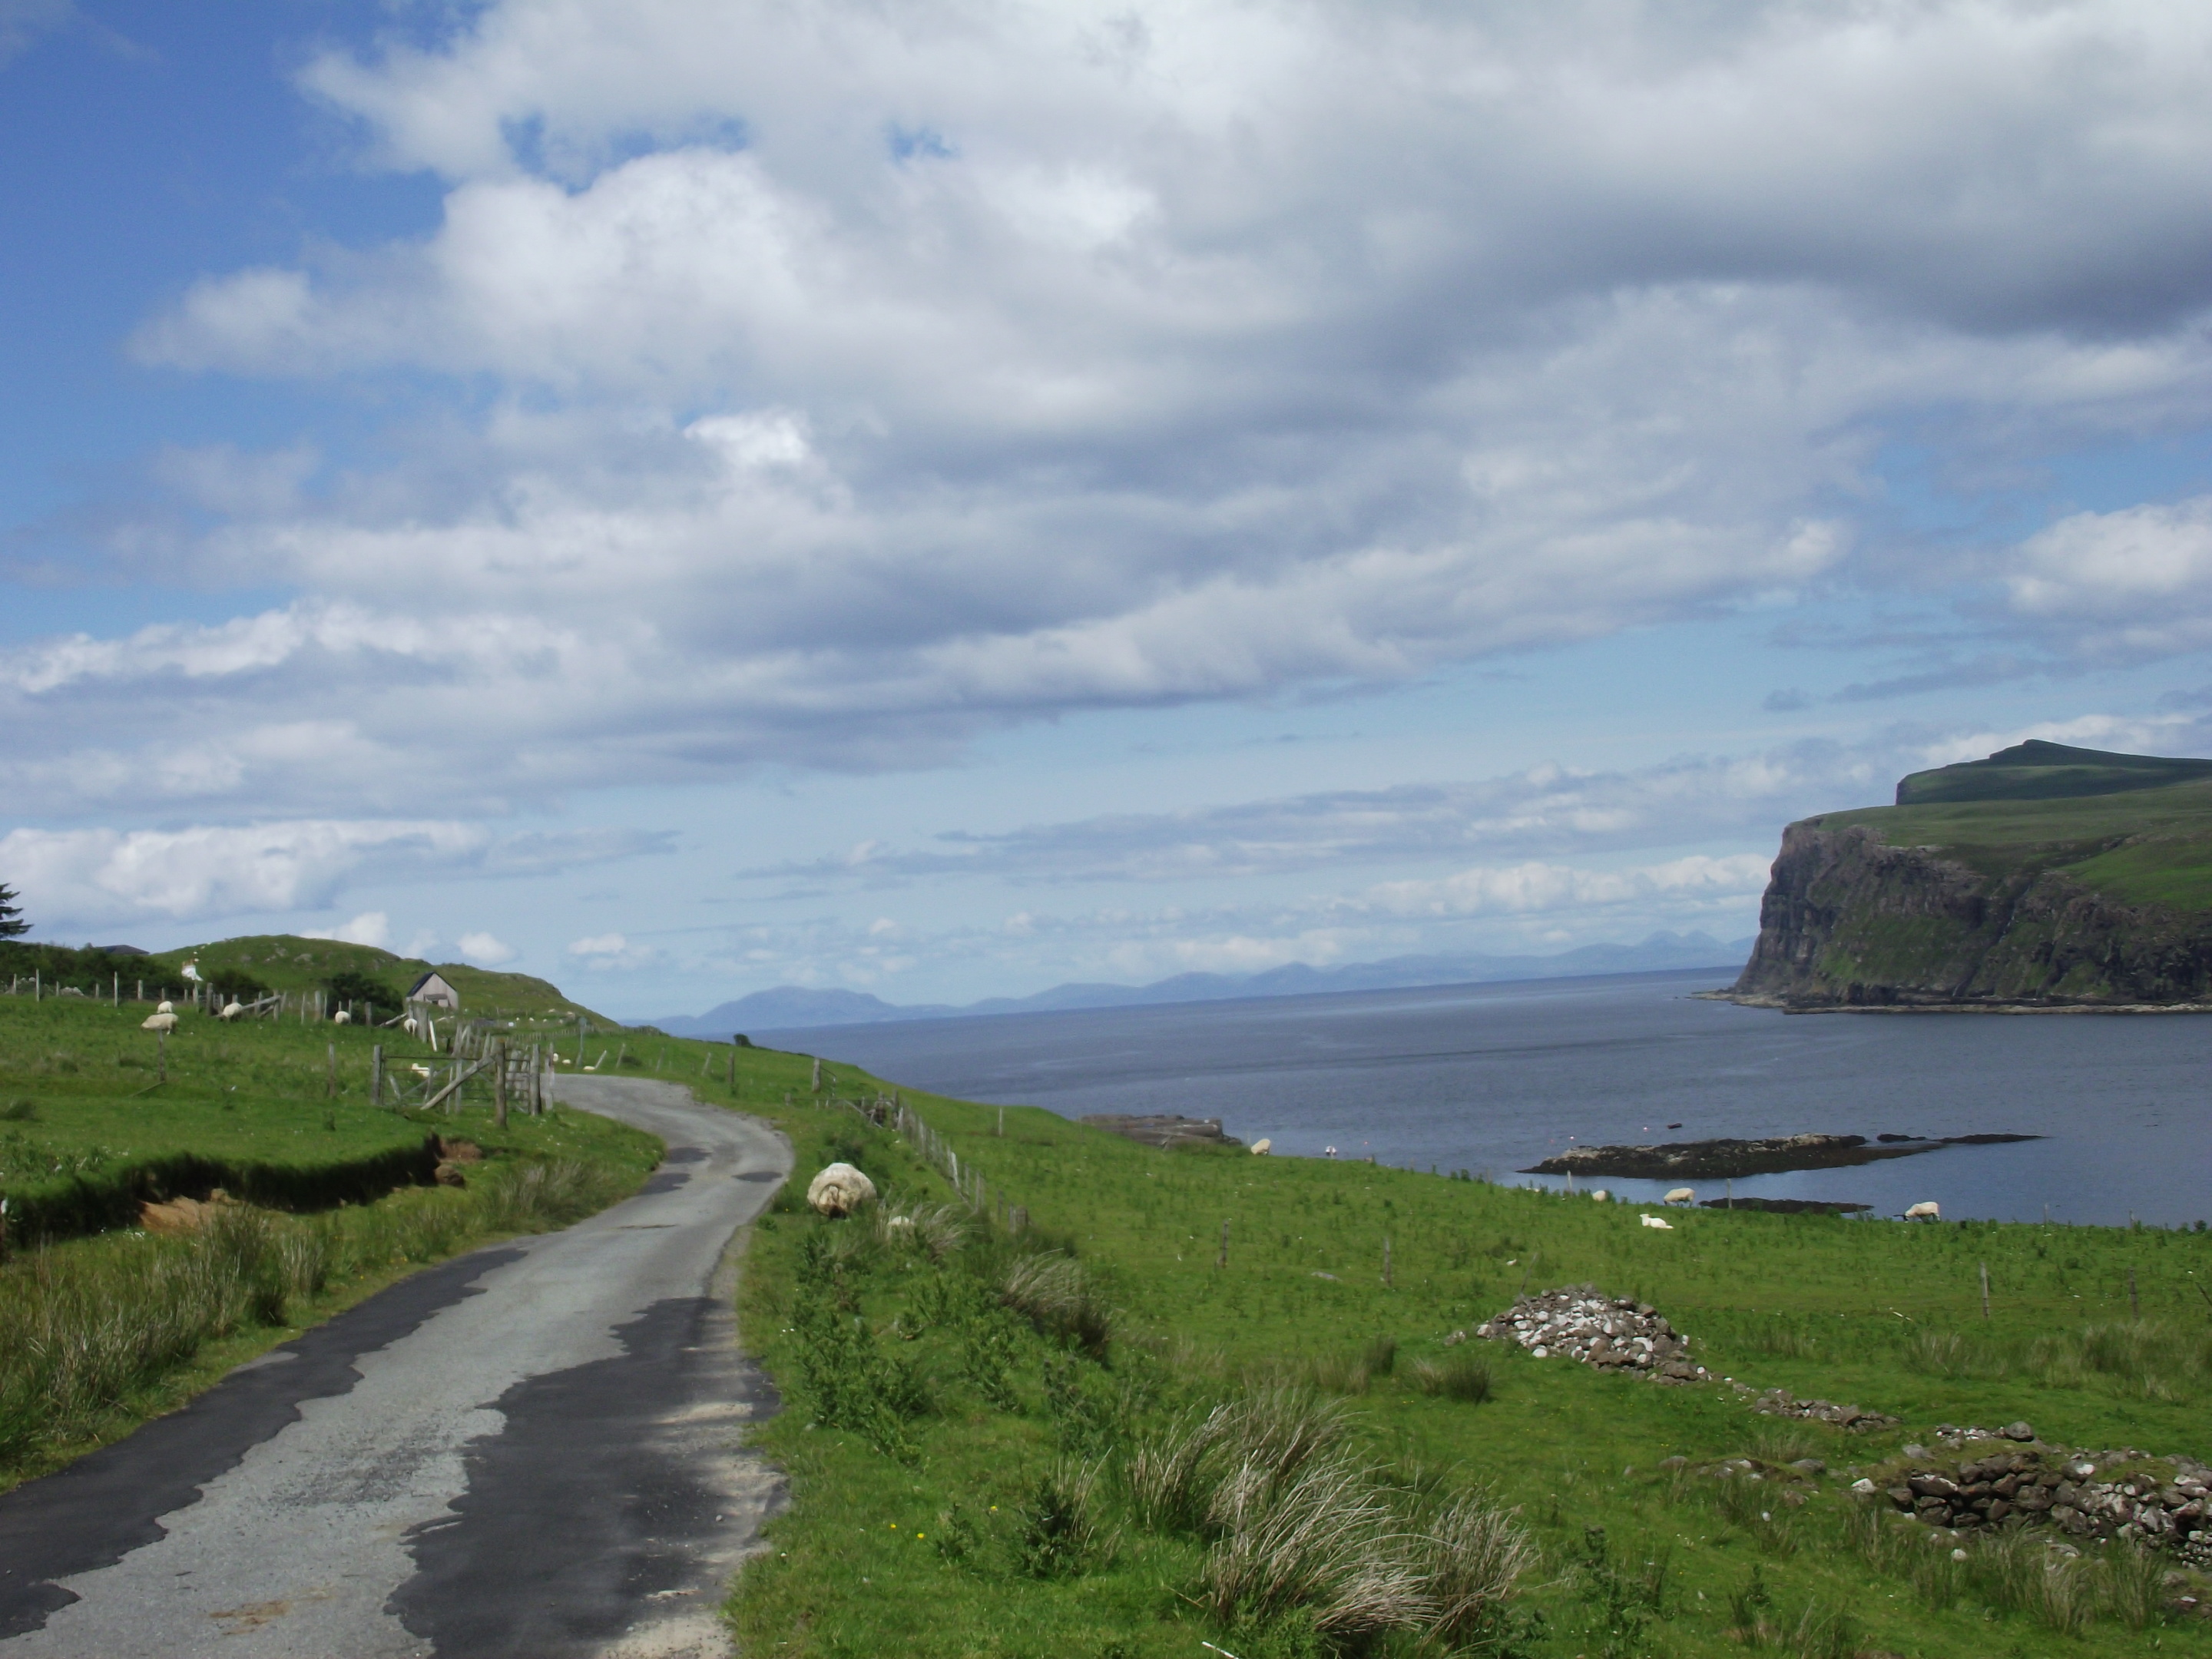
[{"xmin": 760, "ymin": 969, "xmax": 2212, "ymax": 1228}]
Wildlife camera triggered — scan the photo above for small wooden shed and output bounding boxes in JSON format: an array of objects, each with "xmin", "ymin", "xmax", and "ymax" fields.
[{"xmin": 407, "ymin": 971, "xmax": 460, "ymax": 1012}]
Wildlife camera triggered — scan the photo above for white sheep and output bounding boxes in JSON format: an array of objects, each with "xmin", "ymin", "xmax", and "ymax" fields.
[
  {"xmin": 1663, "ymin": 1187, "xmax": 1695, "ymax": 1206},
  {"xmin": 157, "ymin": 1000, "xmax": 175, "ymax": 1015},
  {"xmin": 333, "ymin": 1009, "xmax": 351, "ymax": 1025},
  {"xmin": 1640, "ymin": 1214, "xmax": 1674, "ymax": 1229},
  {"xmin": 1905, "ymin": 1200, "xmax": 1942, "ymax": 1221},
  {"xmin": 219, "ymin": 1001, "xmax": 243, "ymax": 1021},
  {"xmin": 1250, "ymin": 1138, "xmax": 1273, "ymax": 1156},
  {"xmin": 141, "ymin": 1012, "xmax": 178, "ymax": 1034},
  {"xmin": 402, "ymin": 1015, "xmax": 420, "ymax": 1038},
  {"xmin": 1588, "ymin": 1188, "xmax": 1610, "ymax": 1202}
]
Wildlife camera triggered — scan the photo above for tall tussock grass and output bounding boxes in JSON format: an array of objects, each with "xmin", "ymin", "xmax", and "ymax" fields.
[
  {"xmin": 999, "ymin": 1250, "xmax": 1111, "ymax": 1355},
  {"xmin": 1125, "ymin": 1385, "xmax": 1533, "ymax": 1643}
]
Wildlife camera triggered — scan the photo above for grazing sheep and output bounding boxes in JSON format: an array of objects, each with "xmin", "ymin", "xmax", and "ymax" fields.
[
  {"xmin": 141, "ymin": 1012, "xmax": 178, "ymax": 1034},
  {"xmin": 806, "ymin": 1162, "xmax": 878, "ymax": 1217},
  {"xmin": 1905, "ymin": 1200, "xmax": 1942, "ymax": 1221},
  {"xmin": 1588, "ymin": 1188, "xmax": 1609, "ymax": 1202},
  {"xmin": 402, "ymin": 1016, "xmax": 420, "ymax": 1038},
  {"xmin": 1250, "ymin": 1137, "xmax": 1273, "ymax": 1156},
  {"xmin": 333, "ymin": 1009, "xmax": 351, "ymax": 1025},
  {"xmin": 1663, "ymin": 1187, "xmax": 1695, "ymax": 1206},
  {"xmin": 156, "ymin": 1000, "xmax": 174, "ymax": 1015},
  {"xmin": 1639, "ymin": 1214, "xmax": 1674, "ymax": 1230},
  {"xmin": 218, "ymin": 1001, "xmax": 243, "ymax": 1021}
]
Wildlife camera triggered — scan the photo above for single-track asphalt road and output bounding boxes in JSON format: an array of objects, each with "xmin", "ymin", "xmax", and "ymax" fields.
[{"xmin": 0, "ymin": 1077, "xmax": 793, "ymax": 1659}]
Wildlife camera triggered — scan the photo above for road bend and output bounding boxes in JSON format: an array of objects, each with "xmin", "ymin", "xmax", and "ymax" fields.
[{"xmin": 0, "ymin": 1077, "xmax": 793, "ymax": 1659}]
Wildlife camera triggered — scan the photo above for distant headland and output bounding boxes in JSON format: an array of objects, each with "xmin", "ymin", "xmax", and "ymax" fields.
[{"xmin": 1731, "ymin": 740, "xmax": 2212, "ymax": 1012}]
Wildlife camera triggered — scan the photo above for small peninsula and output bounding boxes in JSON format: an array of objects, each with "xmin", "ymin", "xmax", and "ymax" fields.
[{"xmin": 1732, "ymin": 740, "xmax": 2212, "ymax": 1010}]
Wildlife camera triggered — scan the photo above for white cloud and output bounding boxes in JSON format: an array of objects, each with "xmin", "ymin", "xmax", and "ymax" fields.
[
  {"xmin": 456, "ymin": 930, "xmax": 518, "ymax": 965},
  {"xmin": 304, "ymin": 910, "xmax": 392, "ymax": 948},
  {"xmin": 0, "ymin": 819, "xmax": 662, "ymax": 931},
  {"xmin": 1361, "ymin": 854, "xmax": 1773, "ymax": 920},
  {"xmin": 567, "ymin": 930, "xmax": 660, "ymax": 969},
  {"xmin": 8, "ymin": 0, "xmax": 2194, "ymax": 821}
]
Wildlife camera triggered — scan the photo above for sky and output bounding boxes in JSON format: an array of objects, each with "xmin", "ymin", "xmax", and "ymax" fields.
[{"xmin": 7, "ymin": 0, "xmax": 2212, "ymax": 1020}]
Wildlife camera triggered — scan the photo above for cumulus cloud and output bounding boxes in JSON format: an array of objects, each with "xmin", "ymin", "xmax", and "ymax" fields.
[
  {"xmin": 0, "ymin": 0, "xmax": 2182, "ymax": 815},
  {"xmin": 456, "ymin": 930, "xmax": 518, "ymax": 965},
  {"xmin": 0, "ymin": 819, "xmax": 664, "ymax": 930},
  {"xmin": 1361, "ymin": 854, "xmax": 1773, "ymax": 920},
  {"xmin": 567, "ymin": 931, "xmax": 660, "ymax": 969},
  {"xmin": 303, "ymin": 910, "xmax": 392, "ymax": 948}
]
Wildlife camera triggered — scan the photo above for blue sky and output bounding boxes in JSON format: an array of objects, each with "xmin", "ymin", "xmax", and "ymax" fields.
[{"xmin": 7, "ymin": 0, "xmax": 2212, "ymax": 1018}]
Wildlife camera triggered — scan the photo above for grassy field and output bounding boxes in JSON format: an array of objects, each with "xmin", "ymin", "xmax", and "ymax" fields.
[
  {"xmin": 0, "ymin": 989, "xmax": 664, "ymax": 1492},
  {"xmin": 1810, "ymin": 778, "xmax": 2212, "ymax": 913},
  {"xmin": 10, "ymin": 967, "xmax": 2210, "ymax": 1654},
  {"xmin": 725, "ymin": 1063, "xmax": 2212, "ymax": 1657}
]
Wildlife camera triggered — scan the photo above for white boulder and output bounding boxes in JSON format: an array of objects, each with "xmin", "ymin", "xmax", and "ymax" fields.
[{"xmin": 806, "ymin": 1162, "xmax": 878, "ymax": 1217}]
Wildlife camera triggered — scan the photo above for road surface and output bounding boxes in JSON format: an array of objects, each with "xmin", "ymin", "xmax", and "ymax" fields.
[{"xmin": 0, "ymin": 1078, "xmax": 792, "ymax": 1658}]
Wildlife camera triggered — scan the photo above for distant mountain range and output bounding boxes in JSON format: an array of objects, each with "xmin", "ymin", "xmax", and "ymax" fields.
[{"xmin": 651, "ymin": 930, "xmax": 1755, "ymax": 1038}]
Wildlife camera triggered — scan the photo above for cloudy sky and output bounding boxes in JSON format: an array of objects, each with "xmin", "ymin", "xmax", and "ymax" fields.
[{"xmin": 7, "ymin": 0, "xmax": 2212, "ymax": 1018}]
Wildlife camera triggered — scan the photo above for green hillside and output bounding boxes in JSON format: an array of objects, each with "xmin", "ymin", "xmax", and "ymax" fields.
[
  {"xmin": 128, "ymin": 935, "xmax": 617, "ymax": 1025},
  {"xmin": 1812, "ymin": 772, "xmax": 2212, "ymax": 912},
  {"xmin": 1894, "ymin": 739, "xmax": 2212, "ymax": 806}
]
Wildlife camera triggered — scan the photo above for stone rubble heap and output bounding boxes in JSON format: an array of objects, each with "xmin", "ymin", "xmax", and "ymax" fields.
[
  {"xmin": 1474, "ymin": 1285, "xmax": 1711, "ymax": 1382},
  {"xmin": 1868, "ymin": 1433, "xmax": 2212, "ymax": 1567},
  {"xmin": 1750, "ymin": 1387, "xmax": 1900, "ymax": 1433}
]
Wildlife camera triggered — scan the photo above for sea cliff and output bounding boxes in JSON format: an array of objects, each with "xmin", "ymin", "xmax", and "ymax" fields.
[{"xmin": 1732, "ymin": 818, "xmax": 2212, "ymax": 1009}]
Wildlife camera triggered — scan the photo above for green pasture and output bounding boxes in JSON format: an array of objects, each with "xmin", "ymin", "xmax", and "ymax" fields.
[
  {"xmin": 727, "ymin": 1065, "xmax": 2212, "ymax": 1657},
  {"xmin": 1812, "ymin": 777, "xmax": 2212, "ymax": 912}
]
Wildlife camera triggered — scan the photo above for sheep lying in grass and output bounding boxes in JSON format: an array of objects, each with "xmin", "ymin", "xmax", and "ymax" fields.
[{"xmin": 1640, "ymin": 1214, "xmax": 1674, "ymax": 1230}]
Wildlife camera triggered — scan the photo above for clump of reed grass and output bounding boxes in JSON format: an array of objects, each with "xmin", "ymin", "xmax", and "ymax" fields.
[
  {"xmin": 1015, "ymin": 1458, "xmax": 1116, "ymax": 1578},
  {"xmin": 1420, "ymin": 1489, "xmax": 1538, "ymax": 1643},
  {"xmin": 1000, "ymin": 1250, "xmax": 1110, "ymax": 1354},
  {"xmin": 1408, "ymin": 1349, "xmax": 1493, "ymax": 1402},
  {"xmin": 874, "ymin": 1200, "xmax": 966, "ymax": 1260}
]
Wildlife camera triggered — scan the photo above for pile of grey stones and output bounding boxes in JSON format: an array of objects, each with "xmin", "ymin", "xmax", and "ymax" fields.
[
  {"xmin": 1472, "ymin": 1285, "xmax": 1710, "ymax": 1382},
  {"xmin": 1750, "ymin": 1386, "xmax": 1899, "ymax": 1433},
  {"xmin": 1866, "ymin": 1429, "xmax": 2212, "ymax": 1565}
]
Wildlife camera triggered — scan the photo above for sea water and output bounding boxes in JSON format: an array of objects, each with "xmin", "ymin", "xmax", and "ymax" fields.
[{"xmin": 759, "ymin": 969, "xmax": 2212, "ymax": 1228}]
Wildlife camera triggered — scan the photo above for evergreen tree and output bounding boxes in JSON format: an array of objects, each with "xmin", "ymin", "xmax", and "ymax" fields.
[{"xmin": 0, "ymin": 883, "xmax": 25, "ymax": 941}]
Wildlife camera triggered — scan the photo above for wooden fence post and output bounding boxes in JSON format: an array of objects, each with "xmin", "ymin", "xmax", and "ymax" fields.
[
  {"xmin": 157, "ymin": 1028, "xmax": 167, "ymax": 1085},
  {"xmin": 1383, "ymin": 1235, "xmax": 1392, "ymax": 1289},
  {"xmin": 326, "ymin": 1041, "xmax": 336, "ymax": 1098},
  {"xmin": 1217, "ymin": 1219, "xmax": 1230, "ymax": 1270},
  {"xmin": 494, "ymin": 1039, "xmax": 509, "ymax": 1128},
  {"xmin": 1979, "ymin": 1261, "xmax": 1991, "ymax": 1322},
  {"xmin": 371, "ymin": 1045, "xmax": 384, "ymax": 1108}
]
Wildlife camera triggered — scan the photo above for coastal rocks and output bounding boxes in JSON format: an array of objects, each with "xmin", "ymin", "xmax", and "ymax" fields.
[
  {"xmin": 1870, "ymin": 1434, "xmax": 2212, "ymax": 1565},
  {"xmin": 1750, "ymin": 1388, "xmax": 1899, "ymax": 1432},
  {"xmin": 806, "ymin": 1162, "xmax": 878, "ymax": 1217},
  {"xmin": 1526, "ymin": 1134, "xmax": 1930, "ymax": 1180},
  {"xmin": 1475, "ymin": 1286, "xmax": 1712, "ymax": 1383},
  {"xmin": 1080, "ymin": 1114, "xmax": 1243, "ymax": 1151}
]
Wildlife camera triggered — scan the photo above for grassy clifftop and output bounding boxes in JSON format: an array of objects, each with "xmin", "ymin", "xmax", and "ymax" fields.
[{"xmin": 1737, "ymin": 744, "xmax": 2212, "ymax": 1005}]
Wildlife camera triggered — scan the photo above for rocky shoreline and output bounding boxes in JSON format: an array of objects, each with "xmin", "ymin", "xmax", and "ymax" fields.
[
  {"xmin": 1079, "ymin": 1113, "xmax": 1243, "ymax": 1150},
  {"xmin": 1520, "ymin": 1131, "xmax": 2038, "ymax": 1181}
]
